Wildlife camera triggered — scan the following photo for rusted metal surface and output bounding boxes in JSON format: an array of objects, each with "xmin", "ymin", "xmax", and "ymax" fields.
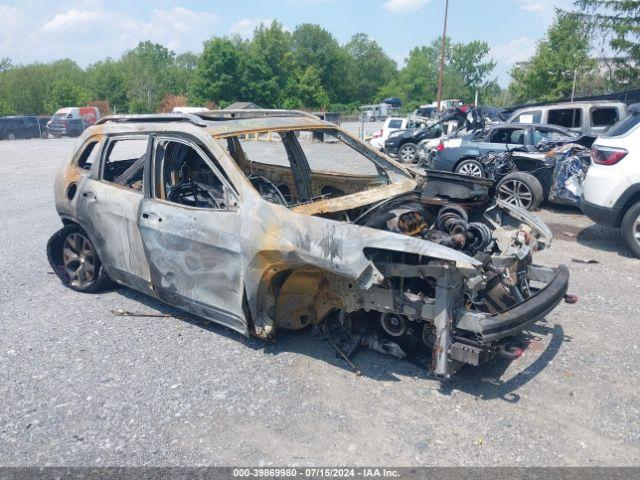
[{"xmin": 50, "ymin": 112, "xmax": 570, "ymax": 378}]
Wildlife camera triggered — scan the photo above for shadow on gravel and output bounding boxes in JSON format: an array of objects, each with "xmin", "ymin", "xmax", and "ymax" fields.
[
  {"xmin": 115, "ymin": 288, "xmax": 566, "ymax": 400},
  {"xmin": 540, "ymin": 203, "xmax": 634, "ymax": 258},
  {"xmin": 439, "ymin": 323, "xmax": 567, "ymax": 402},
  {"xmin": 576, "ymin": 224, "xmax": 634, "ymax": 258}
]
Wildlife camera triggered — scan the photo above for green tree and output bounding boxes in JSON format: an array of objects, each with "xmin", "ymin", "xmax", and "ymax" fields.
[
  {"xmin": 284, "ymin": 65, "xmax": 330, "ymax": 109},
  {"xmin": 86, "ymin": 59, "xmax": 127, "ymax": 113},
  {"xmin": 378, "ymin": 41, "xmax": 442, "ymax": 108},
  {"xmin": 449, "ymin": 40, "xmax": 497, "ymax": 101},
  {"xmin": 240, "ymin": 21, "xmax": 294, "ymax": 107},
  {"xmin": 508, "ymin": 13, "xmax": 594, "ymax": 103},
  {"xmin": 121, "ymin": 41, "xmax": 175, "ymax": 113},
  {"xmin": 0, "ymin": 58, "xmax": 11, "ymax": 73},
  {"xmin": 569, "ymin": 1, "xmax": 640, "ymax": 86},
  {"xmin": 45, "ymin": 80, "xmax": 90, "ymax": 112},
  {"xmin": 0, "ymin": 97, "xmax": 14, "ymax": 116},
  {"xmin": 379, "ymin": 37, "xmax": 497, "ymax": 108},
  {"xmin": 291, "ymin": 24, "xmax": 350, "ymax": 103},
  {"xmin": 190, "ymin": 37, "xmax": 242, "ymax": 106},
  {"xmin": 1, "ymin": 64, "xmax": 51, "ymax": 114},
  {"xmin": 170, "ymin": 52, "xmax": 199, "ymax": 96},
  {"xmin": 344, "ymin": 33, "xmax": 397, "ymax": 103}
]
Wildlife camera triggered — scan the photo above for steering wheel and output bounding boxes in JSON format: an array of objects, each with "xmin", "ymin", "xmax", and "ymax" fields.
[
  {"xmin": 248, "ymin": 175, "xmax": 288, "ymax": 206},
  {"xmin": 167, "ymin": 180, "xmax": 222, "ymax": 209}
]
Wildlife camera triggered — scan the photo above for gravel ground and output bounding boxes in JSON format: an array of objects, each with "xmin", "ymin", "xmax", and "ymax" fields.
[{"xmin": 0, "ymin": 138, "xmax": 639, "ymax": 467}]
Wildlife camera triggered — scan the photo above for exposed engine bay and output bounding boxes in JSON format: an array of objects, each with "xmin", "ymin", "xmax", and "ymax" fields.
[{"xmin": 245, "ymin": 165, "xmax": 569, "ymax": 378}]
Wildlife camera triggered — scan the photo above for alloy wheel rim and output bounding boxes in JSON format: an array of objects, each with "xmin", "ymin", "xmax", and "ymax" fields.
[
  {"xmin": 497, "ymin": 180, "xmax": 533, "ymax": 209},
  {"xmin": 458, "ymin": 163, "xmax": 482, "ymax": 177},
  {"xmin": 62, "ymin": 233, "xmax": 96, "ymax": 287},
  {"xmin": 400, "ymin": 146, "xmax": 416, "ymax": 163},
  {"xmin": 634, "ymin": 214, "xmax": 640, "ymax": 246}
]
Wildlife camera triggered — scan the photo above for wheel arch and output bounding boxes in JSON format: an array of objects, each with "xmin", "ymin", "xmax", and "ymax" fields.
[
  {"xmin": 453, "ymin": 156, "xmax": 482, "ymax": 171},
  {"xmin": 614, "ymin": 186, "xmax": 640, "ymax": 227},
  {"xmin": 248, "ymin": 263, "xmax": 340, "ymax": 336}
]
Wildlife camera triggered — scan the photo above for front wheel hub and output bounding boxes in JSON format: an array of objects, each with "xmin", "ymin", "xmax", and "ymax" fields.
[{"xmin": 62, "ymin": 232, "xmax": 96, "ymax": 287}]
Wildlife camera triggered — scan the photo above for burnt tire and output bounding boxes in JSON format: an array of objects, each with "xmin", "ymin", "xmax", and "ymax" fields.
[
  {"xmin": 455, "ymin": 159, "xmax": 485, "ymax": 177},
  {"xmin": 496, "ymin": 172, "xmax": 543, "ymax": 211},
  {"xmin": 621, "ymin": 201, "xmax": 640, "ymax": 258},
  {"xmin": 47, "ymin": 224, "xmax": 114, "ymax": 293}
]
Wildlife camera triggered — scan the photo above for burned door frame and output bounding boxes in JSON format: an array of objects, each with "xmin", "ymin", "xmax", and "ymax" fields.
[
  {"xmin": 75, "ymin": 133, "xmax": 153, "ymax": 293},
  {"xmin": 138, "ymin": 133, "xmax": 248, "ymax": 335}
]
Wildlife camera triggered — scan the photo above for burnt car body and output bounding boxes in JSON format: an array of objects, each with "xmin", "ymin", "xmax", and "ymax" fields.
[{"xmin": 47, "ymin": 110, "xmax": 570, "ymax": 378}]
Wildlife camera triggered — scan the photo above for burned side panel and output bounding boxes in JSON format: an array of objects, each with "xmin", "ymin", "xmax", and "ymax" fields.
[
  {"xmin": 137, "ymin": 198, "xmax": 247, "ymax": 334},
  {"xmin": 237, "ymin": 192, "xmax": 481, "ymax": 338}
]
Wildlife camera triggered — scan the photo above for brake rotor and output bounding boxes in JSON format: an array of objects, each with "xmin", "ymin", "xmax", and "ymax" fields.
[
  {"xmin": 421, "ymin": 323, "xmax": 437, "ymax": 349},
  {"xmin": 380, "ymin": 313, "xmax": 407, "ymax": 337}
]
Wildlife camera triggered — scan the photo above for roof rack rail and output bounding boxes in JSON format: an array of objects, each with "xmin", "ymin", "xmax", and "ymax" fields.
[
  {"xmin": 198, "ymin": 109, "xmax": 319, "ymax": 120},
  {"xmin": 95, "ymin": 113, "xmax": 208, "ymax": 127}
]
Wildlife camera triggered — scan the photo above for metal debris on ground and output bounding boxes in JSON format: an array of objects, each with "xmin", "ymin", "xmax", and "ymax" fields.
[
  {"xmin": 111, "ymin": 309, "xmax": 190, "ymax": 320},
  {"xmin": 571, "ymin": 258, "xmax": 599, "ymax": 264}
]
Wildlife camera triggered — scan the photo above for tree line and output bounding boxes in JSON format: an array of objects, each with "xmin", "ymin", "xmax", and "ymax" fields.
[
  {"xmin": 2, "ymin": 0, "xmax": 637, "ymax": 117},
  {"xmin": 0, "ymin": 21, "xmax": 498, "ymax": 116},
  {"xmin": 507, "ymin": 1, "xmax": 640, "ymax": 104}
]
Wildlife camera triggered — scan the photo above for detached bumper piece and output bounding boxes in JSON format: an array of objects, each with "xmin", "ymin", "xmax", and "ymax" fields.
[
  {"xmin": 450, "ymin": 265, "xmax": 569, "ymax": 367},
  {"xmin": 477, "ymin": 264, "xmax": 569, "ymax": 342}
]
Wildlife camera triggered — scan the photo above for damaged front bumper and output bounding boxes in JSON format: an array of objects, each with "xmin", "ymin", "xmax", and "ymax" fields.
[{"xmin": 448, "ymin": 264, "xmax": 569, "ymax": 370}]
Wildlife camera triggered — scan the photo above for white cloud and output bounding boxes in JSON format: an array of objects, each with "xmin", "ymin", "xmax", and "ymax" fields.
[
  {"xmin": 517, "ymin": 0, "xmax": 574, "ymax": 20},
  {"xmin": 520, "ymin": 1, "xmax": 546, "ymax": 13},
  {"xmin": 228, "ymin": 18, "xmax": 292, "ymax": 39},
  {"xmin": 492, "ymin": 36, "xmax": 537, "ymax": 64},
  {"xmin": 0, "ymin": 4, "xmax": 219, "ymax": 66},
  {"xmin": 145, "ymin": 7, "xmax": 219, "ymax": 52},
  {"xmin": 383, "ymin": 0, "xmax": 431, "ymax": 14},
  {"xmin": 43, "ymin": 9, "xmax": 101, "ymax": 32},
  {"xmin": 0, "ymin": 4, "xmax": 23, "ymax": 54},
  {"xmin": 229, "ymin": 19, "xmax": 272, "ymax": 39},
  {"xmin": 491, "ymin": 36, "xmax": 537, "ymax": 86}
]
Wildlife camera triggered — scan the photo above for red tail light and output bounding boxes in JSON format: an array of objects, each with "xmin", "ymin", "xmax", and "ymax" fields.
[
  {"xmin": 592, "ymin": 145, "xmax": 628, "ymax": 165},
  {"xmin": 436, "ymin": 141, "xmax": 445, "ymax": 152}
]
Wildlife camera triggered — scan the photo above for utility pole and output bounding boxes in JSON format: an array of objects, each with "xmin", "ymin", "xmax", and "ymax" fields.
[
  {"xmin": 571, "ymin": 68, "xmax": 577, "ymax": 102},
  {"xmin": 436, "ymin": 0, "xmax": 449, "ymax": 113}
]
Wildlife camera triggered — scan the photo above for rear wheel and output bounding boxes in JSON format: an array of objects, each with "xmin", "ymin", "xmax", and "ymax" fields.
[
  {"xmin": 621, "ymin": 201, "xmax": 640, "ymax": 258},
  {"xmin": 496, "ymin": 172, "xmax": 543, "ymax": 211},
  {"xmin": 47, "ymin": 225, "xmax": 114, "ymax": 293},
  {"xmin": 398, "ymin": 142, "xmax": 418, "ymax": 163},
  {"xmin": 455, "ymin": 159, "xmax": 485, "ymax": 177}
]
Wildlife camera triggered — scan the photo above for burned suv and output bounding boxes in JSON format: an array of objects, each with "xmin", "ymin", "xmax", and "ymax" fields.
[{"xmin": 48, "ymin": 110, "xmax": 571, "ymax": 378}]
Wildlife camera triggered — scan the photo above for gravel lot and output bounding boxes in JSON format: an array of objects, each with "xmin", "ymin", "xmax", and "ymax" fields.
[{"xmin": 1, "ymin": 138, "xmax": 639, "ymax": 467}]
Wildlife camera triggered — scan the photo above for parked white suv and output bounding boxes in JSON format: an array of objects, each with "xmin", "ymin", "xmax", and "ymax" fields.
[
  {"xmin": 581, "ymin": 105, "xmax": 640, "ymax": 257},
  {"xmin": 369, "ymin": 117, "xmax": 410, "ymax": 151}
]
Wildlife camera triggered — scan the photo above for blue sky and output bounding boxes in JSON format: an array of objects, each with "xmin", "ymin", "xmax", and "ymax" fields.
[{"xmin": 0, "ymin": 0, "xmax": 574, "ymax": 86}]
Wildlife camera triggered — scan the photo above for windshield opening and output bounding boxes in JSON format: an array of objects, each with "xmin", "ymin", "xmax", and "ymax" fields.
[{"xmin": 219, "ymin": 128, "xmax": 409, "ymax": 208}]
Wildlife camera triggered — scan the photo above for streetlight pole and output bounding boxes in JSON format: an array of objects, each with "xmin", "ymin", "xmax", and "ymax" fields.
[{"xmin": 436, "ymin": 0, "xmax": 449, "ymax": 113}]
